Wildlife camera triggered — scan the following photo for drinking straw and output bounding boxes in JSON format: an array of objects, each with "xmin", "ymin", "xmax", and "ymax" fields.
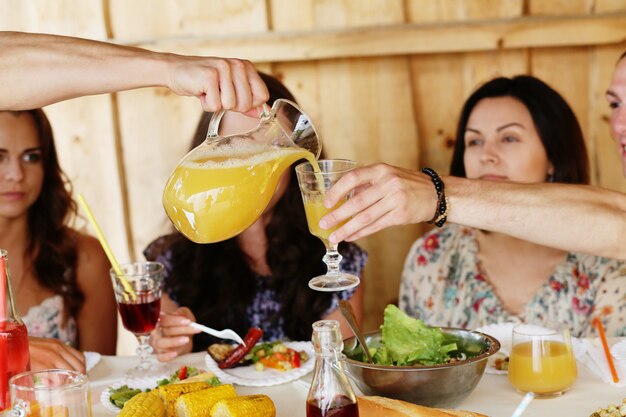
[
  {"xmin": 76, "ymin": 194, "xmax": 136, "ymax": 300},
  {"xmin": 0, "ymin": 255, "xmax": 6, "ymax": 322},
  {"xmin": 510, "ymin": 392, "xmax": 534, "ymax": 417},
  {"xmin": 593, "ymin": 317, "xmax": 619, "ymax": 383}
]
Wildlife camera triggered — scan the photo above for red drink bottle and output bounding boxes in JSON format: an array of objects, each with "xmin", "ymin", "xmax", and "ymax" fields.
[
  {"xmin": 306, "ymin": 320, "xmax": 359, "ymax": 417},
  {"xmin": 0, "ymin": 250, "xmax": 30, "ymax": 410}
]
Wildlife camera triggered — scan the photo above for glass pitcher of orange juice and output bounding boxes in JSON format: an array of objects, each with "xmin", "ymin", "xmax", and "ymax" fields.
[{"xmin": 163, "ymin": 99, "xmax": 321, "ymax": 244}]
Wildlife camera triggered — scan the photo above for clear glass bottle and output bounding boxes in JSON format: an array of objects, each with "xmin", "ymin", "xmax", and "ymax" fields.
[
  {"xmin": 0, "ymin": 250, "xmax": 30, "ymax": 411},
  {"xmin": 306, "ymin": 320, "xmax": 359, "ymax": 417}
]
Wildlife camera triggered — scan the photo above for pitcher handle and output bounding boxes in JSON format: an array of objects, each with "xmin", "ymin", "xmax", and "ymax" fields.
[
  {"xmin": 0, "ymin": 406, "xmax": 26, "ymax": 417},
  {"xmin": 206, "ymin": 104, "xmax": 271, "ymax": 139},
  {"xmin": 207, "ymin": 110, "xmax": 226, "ymax": 139}
]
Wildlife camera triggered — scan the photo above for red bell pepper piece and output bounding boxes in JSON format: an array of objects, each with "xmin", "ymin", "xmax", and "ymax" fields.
[{"xmin": 289, "ymin": 348, "xmax": 301, "ymax": 368}]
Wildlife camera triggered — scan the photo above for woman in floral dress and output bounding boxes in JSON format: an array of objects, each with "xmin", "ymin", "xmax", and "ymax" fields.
[{"xmin": 399, "ymin": 75, "xmax": 625, "ymax": 337}]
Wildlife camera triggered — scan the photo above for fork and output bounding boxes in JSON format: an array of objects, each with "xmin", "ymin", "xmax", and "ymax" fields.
[{"xmin": 189, "ymin": 322, "xmax": 246, "ymax": 346}]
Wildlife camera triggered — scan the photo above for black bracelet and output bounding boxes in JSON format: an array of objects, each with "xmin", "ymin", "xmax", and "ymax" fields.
[{"xmin": 421, "ymin": 167, "xmax": 448, "ymax": 227}]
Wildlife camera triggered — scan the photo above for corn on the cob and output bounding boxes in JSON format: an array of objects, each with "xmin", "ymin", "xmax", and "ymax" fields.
[
  {"xmin": 211, "ymin": 394, "xmax": 276, "ymax": 417},
  {"xmin": 158, "ymin": 381, "xmax": 210, "ymax": 417},
  {"xmin": 175, "ymin": 384, "xmax": 237, "ymax": 417},
  {"xmin": 118, "ymin": 391, "xmax": 165, "ymax": 417}
]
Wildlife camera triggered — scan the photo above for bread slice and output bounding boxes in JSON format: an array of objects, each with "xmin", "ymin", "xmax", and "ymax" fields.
[
  {"xmin": 440, "ymin": 410, "xmax": 489, "ymax": 417},
  {"xmin": 357, "ymin": 396, "xmax": 489, "ymax": 417}
]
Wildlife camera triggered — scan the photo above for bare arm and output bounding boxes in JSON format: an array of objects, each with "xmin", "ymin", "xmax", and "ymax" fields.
[
  {"xmin": 445, "ymin": 176, "xmax": 626, "ymax": 260},
  {"xmin": 321, "ymin": 163, "xmax": 626, "ymax": 260},
  {"xmin": 74, "ymin": 233, "xmax": 117, "ymax": 354},
  {"xmin": 0, "ymin": 31, "xmax": 268, "ymax": 112}
]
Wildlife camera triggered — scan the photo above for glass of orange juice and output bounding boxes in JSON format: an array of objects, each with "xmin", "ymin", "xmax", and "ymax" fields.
[
  {"xmin": 508, "ymin": 322, "xmax": 578, "ymax": 397},
  {"xmin": 1, "ymin": 370, "xmax": 91, "ymax": 417},
  {"xmin": 296, "ymin": 159, "xmax": 359, "ymax": 292}
]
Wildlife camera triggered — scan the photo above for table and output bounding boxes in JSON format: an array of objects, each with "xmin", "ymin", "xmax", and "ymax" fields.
[{"xmin": 89, "ymin": 352, "xmax": 624, "ymax": 417}]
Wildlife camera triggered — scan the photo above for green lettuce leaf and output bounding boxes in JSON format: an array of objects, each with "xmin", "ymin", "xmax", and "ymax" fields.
[{"xmin": 380, "ymin": 305, "xmax": 457, "ymax": 366}]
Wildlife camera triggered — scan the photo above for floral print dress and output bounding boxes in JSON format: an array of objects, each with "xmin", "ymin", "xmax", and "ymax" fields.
[
  {"xmin": 399, "ymin": 224, "xmax": 626, "ymax": 337},
  {"xmin": 22, "ymin": 295, "xmax": 78, "ymax": 347}
]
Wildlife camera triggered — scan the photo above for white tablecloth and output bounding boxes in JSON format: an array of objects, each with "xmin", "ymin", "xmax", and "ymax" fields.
[{"xmin": 89, "ymin": 351, "xmax": 624, "ymax": 417}]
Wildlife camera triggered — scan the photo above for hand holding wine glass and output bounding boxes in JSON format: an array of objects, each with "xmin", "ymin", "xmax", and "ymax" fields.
[{"xmin": 296, "ymin": 159, "xmax": 359, "ymax": 292}]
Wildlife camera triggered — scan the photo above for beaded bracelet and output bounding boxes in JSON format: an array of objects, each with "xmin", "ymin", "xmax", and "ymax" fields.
[
  {"xmin": 421, "ymin": 167, "xmax": 449, "ymax": 227},
  {"xmin": 433, "ymin": 196, "xmax": 450, "ymax": 226}
]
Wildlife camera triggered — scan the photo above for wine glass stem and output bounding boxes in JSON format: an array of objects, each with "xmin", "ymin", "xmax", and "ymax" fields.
[
  {"xmin": 323, "ymin": 243, "xmax": 343, "ymax": 275},
  {"xmin": 136, "ymin": 335, "xmax": 154, "ymax": 369}
]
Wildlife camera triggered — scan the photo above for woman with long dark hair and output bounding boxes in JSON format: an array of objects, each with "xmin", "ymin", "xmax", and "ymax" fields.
[
  {"xmin": 399, "ymin": 75, "xmax": 625, "ymax": 336},
  {"xmin": 146, "ymin": 73, "xmax": 367, "ymax": 360},
  {"xmin": 321, "ymin": 55, "xmax": 626, "ymax": 261},
  {"xmin": 0, "ymin": 109, "xmax": 117, "ymax": 371}
]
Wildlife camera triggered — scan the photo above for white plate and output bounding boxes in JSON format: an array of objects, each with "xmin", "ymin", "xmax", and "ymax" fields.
[
  {"xmin": 84, "ymin": 351, "xmax": 101, "ymax": 373},
  {"xmin": 610, "ymin": 339, "xmax": 626, "ymax": 362},
  {"xmin": 572, "ymin": 337, "xmax": 587, "ymax": 359},
  {"xmin": 204, "ymin": 341, "xmax": 314, "ymax": 387},
  {"xmin": 99, "ymin": 376, "xmax": 161, "ymax": 413},
  {"xmin": 474, "ymin": 323, "xmax": 586, "ymax": 375}
]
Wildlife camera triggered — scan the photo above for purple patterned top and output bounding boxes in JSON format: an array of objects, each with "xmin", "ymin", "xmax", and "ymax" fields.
[
  {"xmin": 145, "ymin": 237, "xmax": 367, "ymax": 342},
  {"xmin": 244, "ymin": 242, "xmax": 366, "ymax": 341}
]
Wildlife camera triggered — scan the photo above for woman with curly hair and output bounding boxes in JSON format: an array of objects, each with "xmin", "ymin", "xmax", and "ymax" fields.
[
  {"xmin": 0, "ymin": 109, "xmax": 116, "ymax": 371},
  {"xmin": 146, "ymin": 73, "xmax": 367, "ymax": 361}
]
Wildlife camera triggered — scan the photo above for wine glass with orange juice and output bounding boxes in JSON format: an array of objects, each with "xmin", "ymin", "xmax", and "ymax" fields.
[
  {"xmin": 162, "ymin": 99, "xmax": 321, "ymax": 244},
  {"xmin": 508, "ymin": 322, "xmax": 577, "ymax": 397},
  {"xmin": 296, "ymin": 159, "xmax": 360, "ymax": 292}
]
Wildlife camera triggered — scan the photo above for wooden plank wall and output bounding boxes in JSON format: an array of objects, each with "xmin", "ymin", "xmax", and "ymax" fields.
[{"xmin": 1, "ymin": 0, "xmax": 625, "ymax": 354}]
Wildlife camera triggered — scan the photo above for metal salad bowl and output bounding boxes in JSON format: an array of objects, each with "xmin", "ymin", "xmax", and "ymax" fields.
[{"xmin": 342, "ymin": 328, "xmax": 501, "ymax": 408}]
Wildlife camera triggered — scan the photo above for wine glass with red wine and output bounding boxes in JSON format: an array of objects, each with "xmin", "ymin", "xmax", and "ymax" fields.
[{"xmin": 110, "ymin": 261, "xmax": 167, "ymax": 378}]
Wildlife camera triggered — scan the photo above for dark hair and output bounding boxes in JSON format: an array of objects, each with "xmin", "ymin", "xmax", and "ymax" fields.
[
  {"xmin": 449, "ymin": 75, "xmax": 590, "ymax": 185},
  {"xmin": 620, "ymin": 50, "xmax": 626, "ymax": 60},
  {"xmin": 146, "ymin": 73, "xmax": 338, "ymax": 348},
  {"xmin": 5, "ymin": 110, "xmax": 81, "ymax": 321}
]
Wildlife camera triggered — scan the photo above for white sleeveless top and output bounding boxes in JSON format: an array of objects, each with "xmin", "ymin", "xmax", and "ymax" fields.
[{"xmin": 22, "ymin": 295, "xmax": 78, "ymax": 347}]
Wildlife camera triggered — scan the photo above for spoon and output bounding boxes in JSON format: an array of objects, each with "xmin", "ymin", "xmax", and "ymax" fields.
[
  {"xmin": 339, "ymin": 300, "xmax": 373, "ymax": 363},
  {"xmin": 189, "ymin": 322, "xmax": 246, "ymax": 346}
]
